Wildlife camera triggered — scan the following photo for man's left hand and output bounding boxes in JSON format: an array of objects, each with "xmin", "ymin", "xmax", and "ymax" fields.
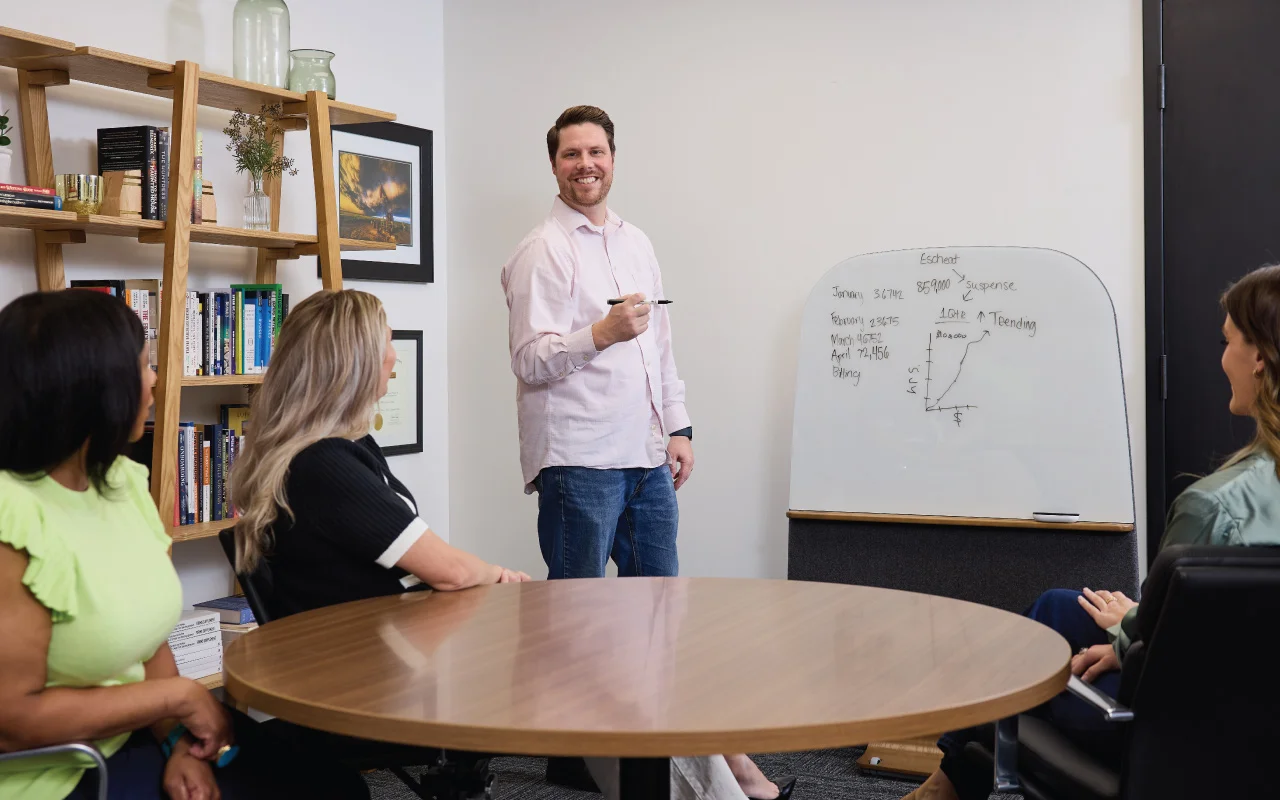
[{"xmin": 667, "ymin": 436, "xmax": 694, "ymax": 490}]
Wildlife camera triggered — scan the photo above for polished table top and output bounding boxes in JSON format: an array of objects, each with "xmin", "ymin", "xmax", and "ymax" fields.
[{"xmin": 223, "ymin": 578, "xmax": 1070, "ymax": 757}]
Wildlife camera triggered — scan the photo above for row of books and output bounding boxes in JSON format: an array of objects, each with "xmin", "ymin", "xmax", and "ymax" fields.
[
  {"xmin": 174, "ymin": 404, "xmax": 251, "ymax": 527},
  {"xmin": 0, "ymin": 181, "xmax": 62, "ymax": 210},
  {"xmin": 69, "ymin": 279, "xmax": 161, "ymax": 370},
  {"xmin": 165, "ymin": 597, "xmax": 257, "ymax": 682},
  {"xmin": 98, "ymin": 126, "xmax": 208, "ymax": 222},
  {"xmin": 184, "ymin": 284, "xmax": 289, "ymax": 377},
  {"xmin": 168, "ymin": 609, "xmax": 222, "ymax": 680}
]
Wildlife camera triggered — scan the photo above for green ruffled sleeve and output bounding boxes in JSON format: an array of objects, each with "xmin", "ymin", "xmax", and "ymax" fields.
[{"xmin": 0, "ymin": 474, "xmax": 78, "ymax": 623}]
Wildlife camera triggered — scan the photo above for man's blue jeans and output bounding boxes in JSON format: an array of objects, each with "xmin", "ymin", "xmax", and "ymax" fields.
[{"xmin": 535, "ymin": 466, "xmax": 679, "ymax": 579}]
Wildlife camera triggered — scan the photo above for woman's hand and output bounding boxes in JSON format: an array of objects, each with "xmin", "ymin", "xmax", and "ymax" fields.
[
  {"xmin": 1078, "ymin": 588, "xmax": 1137, "ymax": 630},
  {"xmin": 163, "ymin": 750, "xmax": 220, "ymax": 800},
  {"xmin": 175, "ymin": 682, "xmax": 234, "ymax": 760},
  {"xmin": 498, "ymin": 568, "xmax": 533, "ymax": 583},
  {"xmin": 1071, "ymin": 643, "xmax": 1121, "ymax": 683}
]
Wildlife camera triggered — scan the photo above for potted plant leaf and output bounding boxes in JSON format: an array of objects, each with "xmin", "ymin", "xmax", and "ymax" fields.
[
  {"xmin": 223, "ymin": 103, "xmax": 297, "ymax": 230},
  {"xmin": 0, "ymin": 109, "xmax": 15, "ymax": 185}
]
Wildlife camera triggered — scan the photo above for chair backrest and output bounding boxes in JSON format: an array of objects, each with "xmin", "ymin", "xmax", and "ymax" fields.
[
  {"xmin": 1119, "ymin": 544, "xmax": 1280, "ymax": 799},
  {"xmin": 217, "ymin": 527, "xmax": 274, "ymax": 625}
]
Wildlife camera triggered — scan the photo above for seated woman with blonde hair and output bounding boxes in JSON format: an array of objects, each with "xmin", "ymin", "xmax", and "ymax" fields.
[{"xmin": 232, "ymin": 289, "xmax": 759, "ymax": 800}]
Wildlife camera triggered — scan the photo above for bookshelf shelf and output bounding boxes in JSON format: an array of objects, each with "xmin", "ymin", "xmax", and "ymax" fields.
[
  {"xmin": 0, "ymin": 207, "xmax": 395, "ymax": 253},
  {"xmin": 0, "ymin": 44, "xmax": 393, "ymax": 125},
  {"xmin": 0, "ymin": 27, "xmax": 76, "ymax": 62},
  {"xmin": 181, "ymin": 374, "xmax": 265, "ymax": 387},
  {"xmin": 167, "ymin": 519, "xmax": 237, "ymax": 543},
  {"xmin": 195, "ymin": 672, "xmax": 224, "ymax": 690}
]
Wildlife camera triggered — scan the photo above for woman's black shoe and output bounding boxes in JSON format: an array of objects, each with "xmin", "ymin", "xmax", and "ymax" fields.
[{"xmin": 748, "ymin": 775, "xmax": 796, "ymax": 800}]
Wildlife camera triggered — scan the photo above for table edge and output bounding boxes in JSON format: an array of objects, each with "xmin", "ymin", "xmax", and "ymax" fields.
[{"xmin": 224, "ymin": 659, "xmax": 1070, "ymax": 757}]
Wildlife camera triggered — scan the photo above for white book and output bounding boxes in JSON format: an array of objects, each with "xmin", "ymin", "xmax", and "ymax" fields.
[
  {"xmin": 178, "ymin": 656, "xmax": 222, "ymax": 680},
  {"xmin": 169, "ymin": 622, "xmax": 219, "ymax": 644},
  {"xmin": 170, "ymin": 609, "xmax": 220, "ymax": 635},
  {"xmin": 174, "ymin": 641, "xmax": 222, "ymax": 667},
  {"xmin": 243, "ymin": 299, "xmax": 256, "ymax": 376},
  {"xmin": 171, "ymin": 630, "xmax": 221, "ymax": 656}
]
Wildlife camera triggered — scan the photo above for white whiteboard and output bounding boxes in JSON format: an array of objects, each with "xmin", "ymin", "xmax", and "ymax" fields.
[{"xmin": 789, "ymin": 247, "xmax": 1134, "ymax": 524}]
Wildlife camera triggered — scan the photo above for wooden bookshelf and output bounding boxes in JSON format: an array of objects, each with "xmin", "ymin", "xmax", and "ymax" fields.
[
  {"xmin": 195, "ymin": 673, "xmax": 224, "ymax": 690},
  {"xmin": 0, "ymin": 206, "xmax": 396, "ymax": 254},
  {"xmin": 181, "ymin": 374, "xmax": 265, "ymax": 387},
  {"xmin": 1, "ymin": 26, "xmax": 397, "ymax": 542},
  {"xmin": 167, "ymin": 519, "xmax": 237, "ymax": 544}
]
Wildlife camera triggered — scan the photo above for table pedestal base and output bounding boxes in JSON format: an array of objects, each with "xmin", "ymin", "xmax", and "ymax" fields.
[{"xmin": 619, "ymin": 757, "xmax": 670, "ymax": 800}]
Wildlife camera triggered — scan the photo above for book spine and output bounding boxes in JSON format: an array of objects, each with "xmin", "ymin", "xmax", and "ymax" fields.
[
  {"xmin": 243, "ymin": 294, "xmax": 256, "ymax": 374},
  {"xmin": 157, "ymin": 128, "xmax": 170, "ymax": 222},
  {"xmin": 144, "ymin": 126, "xmax": 158, "ymax": 220},
  {"xmin": 202, "ymin": 292, "xmax": 213, "ymax": 376},
  {"xmin": 186, "ymin": 425, "xmax": 196, "ymax": 525},
  {"xmin": 0, "ymin": 183, "xmax": 54, "ymax": 195},
  {"xmin": 177, "ymin": 427, "xmax": 188, "ymax": 526},
  {"xmin": 192, "ymin": 132, "xmax": 203, "ymax": 224},
  {"xmin": 0, "ymin": 192, "xmax": 62, "ymax": 210},
  {"xmin": 235, "ymin": 290, "xmax": 244, "ymax": 375},
  {"xmin": 210, "ymin": 425, "xmax": 224, "ymax": 521},
  {"xmin": 201, "ymin": 436, "xmax": 211, "ymax": 524}
]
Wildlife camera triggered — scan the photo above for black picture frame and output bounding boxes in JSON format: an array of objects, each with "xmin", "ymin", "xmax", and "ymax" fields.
[
  {"xmin": 376, "ymin": 330, "xmax": 424, "ymax": 457},
  {"xmin": 328, "ymin": 121, "xmax": 434, "ymax": 283}
]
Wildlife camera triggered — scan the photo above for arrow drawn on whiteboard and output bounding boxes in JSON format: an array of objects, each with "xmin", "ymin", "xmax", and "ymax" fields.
[
  {"xmin": 952, "ymin": 269, "xmax": 966, "ymax": 281},
  {"xmin": 962, "ymin": 289, "xmax": 973, "ymax": 302}
]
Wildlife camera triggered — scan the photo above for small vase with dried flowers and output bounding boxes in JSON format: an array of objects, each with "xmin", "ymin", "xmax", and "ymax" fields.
[{"xmin": 223, "ymin": 103, "xmax": 297, "ymax": 230}]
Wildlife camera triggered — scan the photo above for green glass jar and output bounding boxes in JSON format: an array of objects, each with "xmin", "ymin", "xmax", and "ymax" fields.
[{"xmin": 288, "ymin": 49, "xmax": 336, "ymax": 100}]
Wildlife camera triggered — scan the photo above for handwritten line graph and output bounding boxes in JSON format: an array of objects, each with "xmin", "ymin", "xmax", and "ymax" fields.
[{"xmin": 924, "ymin": 330, "xmax": 990, "ymax": 425}]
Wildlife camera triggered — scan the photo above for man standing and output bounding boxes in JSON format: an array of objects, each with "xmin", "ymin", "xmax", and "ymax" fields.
[
  {"xmin": 500, "ymin": 106, "xmax": 789, "ymax": 800},
  {"xmin": 501, "ymin": 105, "xmax": 694, "ymax": 581}
]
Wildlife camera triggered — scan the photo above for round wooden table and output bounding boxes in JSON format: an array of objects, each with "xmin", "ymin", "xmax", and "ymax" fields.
[{"xmin": 224, "ymin": 578, "xmax": 1069, "ymax": 799}]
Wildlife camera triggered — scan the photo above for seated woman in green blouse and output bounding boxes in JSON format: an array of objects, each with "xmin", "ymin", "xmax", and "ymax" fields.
[
  {"xmin": 905, "ymin": 263, "xmax": 1280, "ymax": 800},
  {"xmin": 0, "ymin": 289, "xmax": 368, "ymax": 800}
]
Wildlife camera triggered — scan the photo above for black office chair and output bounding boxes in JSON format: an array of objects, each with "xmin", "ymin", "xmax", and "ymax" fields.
[
  {"xmin": 962, "ymin": 544, "xmax": 1280, "ymax": 799},
  {"xmin": 216, "ymin": 528, "xmax": 494, "ymax": 800}
]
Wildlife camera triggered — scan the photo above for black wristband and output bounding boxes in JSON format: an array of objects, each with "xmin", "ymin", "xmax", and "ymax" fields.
[{"xmin": 670, "ymin": 426, "xmax": 692, "ymax": 441}]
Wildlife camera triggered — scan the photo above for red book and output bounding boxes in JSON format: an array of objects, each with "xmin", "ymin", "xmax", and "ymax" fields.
[{"xmin": 0, "ymin": 183, "xmax": 54, "ymax": 196}]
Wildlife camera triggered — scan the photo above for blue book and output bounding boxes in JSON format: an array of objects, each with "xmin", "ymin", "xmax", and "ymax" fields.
[{"xmin": 193, "ymin": 594, "xmax": 255, "ymax": 624}]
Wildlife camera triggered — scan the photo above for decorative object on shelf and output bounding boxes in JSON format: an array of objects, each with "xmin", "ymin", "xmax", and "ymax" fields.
[
  {"xmin": 100, "ymin": 169, "xmax": 142, "ymax": 218},
  {"xmin": 97, "ymin": 126, "xmax": 163, "ymax": 220},
  {"xmin": 330, "ymin": 122, "xmax": 433, "ymax": 283},
  {"xmin": 232, "ymin": 0, "xmax": 291, "ymax": 89},
  {"xmin": 370, "ymin": 330, "xmax": 423, "ymax": 456},
  {"xmin": 54, "ymin": 173, "xmax": 102, "ymax": 214},
  {"xmin": 202, "ymin": 180, "xmax": 218, "ymax": 224},
  {"xmin": 0, "ymin": 108, "xmax": 15, "ymax": 186},
  {"xmin": 288, "ymin": 49, "xmax": 336, "ymax": 100},
  {"xmin": 223, "ymin": 104, "xmax": 297, "ymax": 231}
]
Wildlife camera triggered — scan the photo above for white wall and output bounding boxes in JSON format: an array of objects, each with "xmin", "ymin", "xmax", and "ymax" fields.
[
  {"xmin": 0, "ymin": 0, "xmax": 449, "ymax": 605},
  {"xmin": 445, "ymin": 1, "xmax": 1146, "ymax": 579}
]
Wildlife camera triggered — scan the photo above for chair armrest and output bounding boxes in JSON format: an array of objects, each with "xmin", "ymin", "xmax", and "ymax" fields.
[
  {"xmin": 1067, "ymin": 675, "xmax": 1134, "ymax": 722},
  {"xmin": 0, "ymin": 743, "xmax": 107, "ymax": 800}
]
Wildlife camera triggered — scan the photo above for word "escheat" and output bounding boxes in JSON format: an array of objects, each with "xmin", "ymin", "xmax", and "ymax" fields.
[{"xmin": 919, "ymin": 252, "xmax": 959, "ymax": 265}]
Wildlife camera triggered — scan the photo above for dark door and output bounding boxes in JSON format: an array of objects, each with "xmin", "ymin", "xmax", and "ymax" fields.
[{"xmin": 1148, "ymin": 0, "xmax": 1280, "ymax": 558}]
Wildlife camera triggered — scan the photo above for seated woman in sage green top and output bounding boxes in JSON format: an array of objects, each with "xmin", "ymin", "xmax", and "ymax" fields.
[
  {"xmin": 0, "ymin": 290, "xmax": 368, "ymax": 800},
  {"xmin": 905, "ymin": 263, "xmax": 1280, "ymax": 800}
]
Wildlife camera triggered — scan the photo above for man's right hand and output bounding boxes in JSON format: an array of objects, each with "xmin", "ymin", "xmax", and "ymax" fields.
[{"xmin": 592, "ymin": 292, "xmax": 651, "ymax": 351}]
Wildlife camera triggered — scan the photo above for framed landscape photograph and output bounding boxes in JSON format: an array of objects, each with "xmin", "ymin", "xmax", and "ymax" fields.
[
  {"xmin": 330, "ymin": 122, "xmax": 433, "ymax": 283},
  {"xmin": 370, "ymin": 330, "xmax": 423, "ymax": 456}
]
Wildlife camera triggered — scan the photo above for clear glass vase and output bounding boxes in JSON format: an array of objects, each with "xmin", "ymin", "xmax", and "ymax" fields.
[
  {"xmin": 232, "ymin": 0, "xmax": 291, "ymax": 88},
  {"xmin": 288, "ymin": 49, "xmax": 336, "ymax": 100},
  {"xmin": 244, "ymin": 175, "xmax": 270, "ymax": 231}
]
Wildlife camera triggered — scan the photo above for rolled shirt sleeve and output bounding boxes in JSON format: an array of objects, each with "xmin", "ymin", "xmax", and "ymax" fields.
[{"xmin": 503, "ymin": 236, "xmax": 599, "ymax": 386}]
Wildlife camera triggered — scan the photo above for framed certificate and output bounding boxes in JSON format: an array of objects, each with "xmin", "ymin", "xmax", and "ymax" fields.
[{"xmin": 371, "ymin": 330, "xmax": 423, "ymax": 456}]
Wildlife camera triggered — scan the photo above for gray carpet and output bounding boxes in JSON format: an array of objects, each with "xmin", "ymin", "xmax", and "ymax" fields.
[{"xmin": 364, "ymin": 749, "xmax": 1020, "ymax": 800}]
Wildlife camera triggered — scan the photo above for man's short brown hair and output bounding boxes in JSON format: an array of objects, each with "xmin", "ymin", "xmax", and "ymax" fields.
[{"xmin": 546, "ymin": 105, "xmax": 616, "ymax": 163}]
